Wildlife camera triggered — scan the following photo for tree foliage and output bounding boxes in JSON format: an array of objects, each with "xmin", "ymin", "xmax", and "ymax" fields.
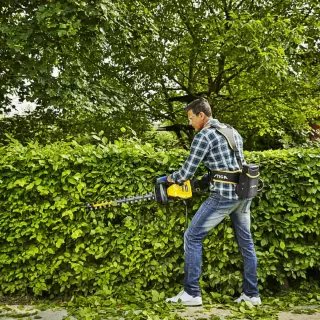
[{"xmin": 0, "ymin": 0, "xmax": 319, "ymax": 149}]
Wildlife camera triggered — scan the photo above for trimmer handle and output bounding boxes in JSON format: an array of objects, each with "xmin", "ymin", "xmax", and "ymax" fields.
[{"xmin": 191, "ymin": 174, "xmax": 210, "ymax": 194}]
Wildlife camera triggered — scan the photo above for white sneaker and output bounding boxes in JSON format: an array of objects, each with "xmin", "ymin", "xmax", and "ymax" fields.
[
  {"xmin": 234, "ymin": 292, "xmax": 262, "ymax": 305},
  {"xmin": 166, "ymin": 290, "xmax": 202, "ymax": 306}
]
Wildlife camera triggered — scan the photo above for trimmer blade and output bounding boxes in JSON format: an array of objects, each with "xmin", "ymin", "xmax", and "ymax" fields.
[
  {"xmin": 85, "ymin": 193, "xmax": 155, "ymax": 211},
  {"xmin": 116, "ymin": 193, "xmax": 155, "ymax": 205},
  {"xmin": 85, "ymin": 200, "xmax": 118, "ymax": 210}
]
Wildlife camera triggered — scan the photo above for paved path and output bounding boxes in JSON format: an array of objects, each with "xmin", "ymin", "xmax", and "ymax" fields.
[
  {"xmin": 177, "ymin": 305, "xmax": 320, "ymax": 319},
  {"xmin": 1, "ymin": 303, "xmax": 320, "ymax": 319},
  {"xmin": 0, "ymin": 305, "xmax": 76, "ymax": 320}
]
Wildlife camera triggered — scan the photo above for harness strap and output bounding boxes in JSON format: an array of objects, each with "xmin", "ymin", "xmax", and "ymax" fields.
[
  {"xmin": 216, "ymin": 127, "xmax": 237, "ymax": 150},
  {"xmin": 203, "ymin": 123, "xmax": 243, "ymax": 170}
]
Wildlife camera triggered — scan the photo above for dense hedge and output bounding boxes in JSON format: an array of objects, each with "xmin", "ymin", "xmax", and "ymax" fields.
[{"xmin": 0, "ymin": 137, "xmax": 319, "ymax": 297}]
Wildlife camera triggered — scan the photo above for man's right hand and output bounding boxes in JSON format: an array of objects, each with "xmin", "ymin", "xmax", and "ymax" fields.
[{"xmin": 191, "ymin": 174, "xmax": 210, "ymax": 194}]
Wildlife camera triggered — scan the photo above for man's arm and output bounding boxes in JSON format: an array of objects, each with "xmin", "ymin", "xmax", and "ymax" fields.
[{"xmin": 169, "ymin": 133, "xmax": 209, "ymax": 184}]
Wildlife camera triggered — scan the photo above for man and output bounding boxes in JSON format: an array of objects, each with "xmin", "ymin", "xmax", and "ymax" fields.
[{"xmin": 157, "ymin": 98, "xmax": 261, "ymax": 306}]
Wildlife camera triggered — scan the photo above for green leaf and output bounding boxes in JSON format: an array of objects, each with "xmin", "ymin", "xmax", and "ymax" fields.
[
  {"xmin": 56, "ymin": 238, "xmax": 65, "ymax": 248},
  {"xmin": 26, "ymin": 182, "xmax": 35, "ymax": 190}
]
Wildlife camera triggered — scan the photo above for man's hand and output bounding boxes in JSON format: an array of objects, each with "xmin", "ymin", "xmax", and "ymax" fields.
[
  {"xmin": 201, "ymin": 173, "xmax": 209, "ymax": 182},
  {"xmin": 191, "ymin": 174, "xmax": 210, "ymax": 194},
  {"xmin": 156, "ymin": 175, "xmax": 174, "ymax": 184},
  {"xmin": 156, "ymin": 176, "xmax": 168, "ymax": 184}
]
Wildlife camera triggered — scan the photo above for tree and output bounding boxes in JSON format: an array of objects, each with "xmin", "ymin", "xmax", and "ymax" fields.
[
  {"xmin": 1, "ymin": 0, "xmax": 319, "ymax": 149},
  {"xmin": 0, "ymin": 0, "xmax": 150, "ymax": 142},
  {"xmin": 108, "ymin": 0, "xmax": 320, "ymax": 149}
]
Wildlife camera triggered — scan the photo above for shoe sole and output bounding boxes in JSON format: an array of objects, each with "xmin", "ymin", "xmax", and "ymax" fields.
[
  {"xmin": 235, "ymin": 300, "xmax": 262, "ymax": 306},
  {"xmin": 182, "ymin": 302, "xmax": 203, "ymax": 306},
  {"xmin": 182, "ymin": 300, "xmax": 203, "ymax": 306},
  {"xmin": 166, "ymin": 300, "xmax": 202, "ymax": 306}
]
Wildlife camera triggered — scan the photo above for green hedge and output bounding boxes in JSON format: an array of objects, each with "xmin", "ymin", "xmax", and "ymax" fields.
[{"xmin": 0, "ymin": 137, "xmax": 319, "ymax": 297}]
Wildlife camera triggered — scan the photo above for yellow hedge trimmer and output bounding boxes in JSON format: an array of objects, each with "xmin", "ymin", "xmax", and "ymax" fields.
[
  {"xmin": 85, "ymin": 175, "xmax": 209, "ymax": 211},
  {"xmin": 85, "ymin": 168, "xmax": 263, "ymax": 211}
]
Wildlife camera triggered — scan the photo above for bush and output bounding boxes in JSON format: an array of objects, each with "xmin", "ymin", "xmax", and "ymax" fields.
[{"xmin": 0, "ymin": 137, "xmax": 319, "ymax": 297}]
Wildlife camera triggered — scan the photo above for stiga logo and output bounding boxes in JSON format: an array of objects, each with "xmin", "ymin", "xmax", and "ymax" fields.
[{"xmin": 214, "ymin": 174, "xmax": 228, "ymax": 180}]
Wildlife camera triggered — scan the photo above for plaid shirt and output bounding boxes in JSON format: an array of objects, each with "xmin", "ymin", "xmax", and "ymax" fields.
[{"xmin": 170, "ymin": 119, "xmax": 245, "ymax": 200}]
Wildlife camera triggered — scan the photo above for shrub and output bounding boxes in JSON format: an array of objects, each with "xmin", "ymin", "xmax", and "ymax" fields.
[{"xmin": 0, "ymin": 137, "xmax": 319, "ymax": 297}]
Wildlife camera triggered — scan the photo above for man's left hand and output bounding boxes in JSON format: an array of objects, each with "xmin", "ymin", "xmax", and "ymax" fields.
[
  {"xmin": 156, "ymin": 176, "xmax": 174, "ymax": 184},
  {"xmin": 156, "ymin": 176, "xmax": 168, "ymax": 184}
]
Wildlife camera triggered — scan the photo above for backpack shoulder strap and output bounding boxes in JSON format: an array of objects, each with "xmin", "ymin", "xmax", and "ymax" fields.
[
  {"xmin": 203, "ymin": 123, "xmax": 237, "ymax": 151},
  {"xmin": 216, "ymin": 127, "xmax": 237, "ymax": 151},
  {"xmin": 203, "ymin": 123, "xmax": 243, "ymax": 169}
]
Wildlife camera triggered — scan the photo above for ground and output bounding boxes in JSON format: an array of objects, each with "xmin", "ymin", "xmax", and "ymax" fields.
[
  {"xmin": 177, "ymin": 305, "xmax": 320, "ymax": 319},
  {"xmin": 1, "ymin": 303, "xmax": 320, "ymax": 320}
]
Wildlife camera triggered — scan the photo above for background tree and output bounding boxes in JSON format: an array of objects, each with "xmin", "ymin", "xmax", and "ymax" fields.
[{"xmin": 1, "ymin": 0, "xmax": 319, "ymax": 149}]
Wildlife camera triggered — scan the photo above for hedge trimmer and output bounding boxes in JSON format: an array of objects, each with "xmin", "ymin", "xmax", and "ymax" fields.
[
  {"xmin": 85, "ymin": 175, "xmax": 209, "ymax": 211},
  {"xmin": 85, "ymin": 168, "xmax": 263, "ymax": 211}
]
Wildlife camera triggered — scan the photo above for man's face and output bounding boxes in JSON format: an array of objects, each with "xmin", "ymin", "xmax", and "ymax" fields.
[{"xmin": 187, "ymin": 110, "xmax": 205, "ymax": 131}]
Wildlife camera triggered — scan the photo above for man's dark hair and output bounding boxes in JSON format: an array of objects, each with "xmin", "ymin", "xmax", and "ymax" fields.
[{"xmin": 185, "ymin": 98, "xmax": 212, "ymax": 117}]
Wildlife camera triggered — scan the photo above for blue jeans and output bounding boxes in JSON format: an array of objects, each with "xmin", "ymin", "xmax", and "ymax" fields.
[{"xmin": 184, "ymin": 193, "xmax": 259, "ymax": 297}]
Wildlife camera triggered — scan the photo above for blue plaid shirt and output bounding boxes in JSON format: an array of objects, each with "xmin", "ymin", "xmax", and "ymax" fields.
[{"xmin": 170, "ymin": 119, "xmax": 245, "ymax": 200}]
